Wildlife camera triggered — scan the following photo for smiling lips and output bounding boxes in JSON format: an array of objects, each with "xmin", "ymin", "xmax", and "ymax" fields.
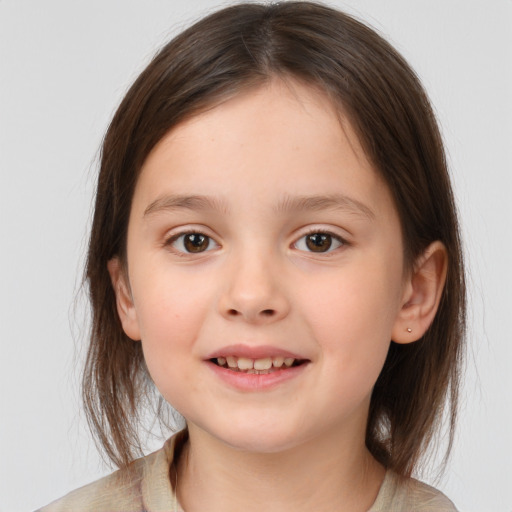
[
  {"xmin": 207, "ymin": 345, "xmax": 308, "ymax": 376},
  {"xmin": 206, "ymin": 346, "xmax": 309, "ymax": 390},
  {"xmin": 213, "ymin": 355, "xmax": 300, "ymax": 374}
]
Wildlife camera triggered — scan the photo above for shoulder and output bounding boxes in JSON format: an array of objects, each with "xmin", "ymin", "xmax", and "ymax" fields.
[
  {"xmin": 35, "ymin": 457, "xmax": 148, "ymax": 512},
  {"xmin": 369, "ymin": 470, "xmax": 458, "ymax": 512},
  {"xmin": 35, "ymin": 434, "xmax": 182, "ymax": 512},
  {"xmin": 35, "ymin": 453, "xmax": 155, "ymax": 512}
]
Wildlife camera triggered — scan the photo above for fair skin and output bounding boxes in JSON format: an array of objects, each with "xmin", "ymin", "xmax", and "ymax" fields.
[{"xmin": 109, "ymin": 79, "xmax": 447, "ymax": 512}]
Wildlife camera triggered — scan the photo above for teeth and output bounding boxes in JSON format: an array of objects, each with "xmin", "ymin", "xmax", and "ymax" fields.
[
  {"xmin": 254, "ymin": 357, "xmax": 272, "ymax": 370},
  {"xmin": 216, "ymin": 355, "xmax": 297, "ymax": 371},
  {"xmin": 237, "ymin": 357, "xmax": 254, "ymax": 370},
  {"xmin": 272, "ymin": 356, "xmax": 284, "ymax": 367}
]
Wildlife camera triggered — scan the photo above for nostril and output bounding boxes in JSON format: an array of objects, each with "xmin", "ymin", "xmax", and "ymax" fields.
[{"xmin": 224, "ymin": 308, "xmax": 277, "ymax": 319}]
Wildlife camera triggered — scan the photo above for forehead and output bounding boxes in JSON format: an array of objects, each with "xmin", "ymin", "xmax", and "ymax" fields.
[
  {"xmin": 160, "ymin": 79, "xmax": 363, "ymax": 157},
  {"xmin": 132, "ymin": 79, "xmax": 394, "ymax": 220}
]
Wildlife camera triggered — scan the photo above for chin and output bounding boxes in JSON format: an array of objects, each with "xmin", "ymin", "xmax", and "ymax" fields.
[{"xmin": 210, "ymin": 420, "xmax": 309, "ymax": 454}]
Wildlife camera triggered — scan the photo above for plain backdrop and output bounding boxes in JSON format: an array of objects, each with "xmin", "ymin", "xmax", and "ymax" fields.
[{"xmin": 1, "ymin": 1, "xmax": 511, "ymax": 510}]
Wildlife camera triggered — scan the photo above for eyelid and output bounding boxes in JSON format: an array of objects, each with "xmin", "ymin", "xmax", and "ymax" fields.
[
  {"xmin": 164, "ymin": 227, "xmax": 220, "ymax": 256},
  {"xmin": 292, "ymin": 227, "xmax": 349, "ymax": 254}
]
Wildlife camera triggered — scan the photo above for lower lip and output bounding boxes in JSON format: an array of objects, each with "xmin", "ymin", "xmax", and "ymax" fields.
[{"xmin": 206, "ymin": 361, "xmax": 309, "ymax": 392}]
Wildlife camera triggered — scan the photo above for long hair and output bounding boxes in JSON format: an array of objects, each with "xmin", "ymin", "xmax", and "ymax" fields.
[{"xmin": 83, "ymin": 1, "xmax": 466, "ymax": 475}]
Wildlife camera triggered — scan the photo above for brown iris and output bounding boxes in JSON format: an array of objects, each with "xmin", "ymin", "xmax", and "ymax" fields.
[
  {"xmin": 183, "ymin": 233, "xmax": 210, "ymax": 253},
  {"xmin": 305, "ymin": 233, "xmax": 333, "ymax": 252}
]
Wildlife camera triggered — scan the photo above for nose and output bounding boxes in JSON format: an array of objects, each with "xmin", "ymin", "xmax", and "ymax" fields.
[{"xmin": 218, "ymin": 252, "xmax": 291, "ymax": 324}]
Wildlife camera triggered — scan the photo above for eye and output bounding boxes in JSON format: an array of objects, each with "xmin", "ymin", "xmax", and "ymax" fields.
[
  {"xmin": 294, "ymin": 231, "xmax": 344, "ymax": 253},
  {"xmin": 167, "ymin": 232, "xmax": 219, "ymax": 254}
]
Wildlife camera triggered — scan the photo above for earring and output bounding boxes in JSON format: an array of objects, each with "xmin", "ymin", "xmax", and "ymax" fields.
[{"xmin": 406, "ymin": 327, "xmax": 412, "ymax": 333}]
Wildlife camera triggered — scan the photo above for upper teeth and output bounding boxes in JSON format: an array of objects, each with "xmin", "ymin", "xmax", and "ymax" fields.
[{"xmin": 217, "ymin": 356, "xmax": 295, "ymax": 370}]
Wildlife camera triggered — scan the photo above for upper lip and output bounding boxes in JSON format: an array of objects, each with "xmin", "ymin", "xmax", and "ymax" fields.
[{"xmin": 206, "ymin": 344, "xmax": 307, "ymax": 360}]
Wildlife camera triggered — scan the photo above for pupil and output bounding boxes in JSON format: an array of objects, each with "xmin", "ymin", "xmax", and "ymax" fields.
[
  {"xmin": 306, "ymin": 233, "xmax": 332, "ymax": 252},
  {"xmin": 184, "ymin": 234, "xmax": 208, "ymax": 252}
]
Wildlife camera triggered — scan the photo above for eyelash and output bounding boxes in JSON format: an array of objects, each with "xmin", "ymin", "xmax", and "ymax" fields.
[
  {"xmin": 293, "ymin": 228, "xmax": 348, "ymax": 255},
  {"xmin": 164, "ymin": 229, "xmax": 219, "ymax": 257},
  {"xmin": 164, "ymin": 228, "xmax": 348, "ymax": 256}
]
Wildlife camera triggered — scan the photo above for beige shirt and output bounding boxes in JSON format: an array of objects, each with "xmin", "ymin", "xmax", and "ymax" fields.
[{"xmin": 38, "ymin": 431, "xmax": 457, "ymax": 512}]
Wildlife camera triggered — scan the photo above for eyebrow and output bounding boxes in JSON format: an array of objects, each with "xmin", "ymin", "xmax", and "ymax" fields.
[
  {"xmin": 144, "ymin": 194, "xmax": 230, "ymax": 217},
  {"xmin": 275, "ymin": 193, "xmax": 375, "ymax": 220},
  {"xmin": 143, "ymin": 193, "xmax": 375, "ymax": 220}
]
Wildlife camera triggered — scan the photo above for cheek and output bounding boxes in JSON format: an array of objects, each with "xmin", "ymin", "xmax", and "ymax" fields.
[
  {"xmin": 135, "ymin": 289, "xmax": 208, "ymax": 413},
  {"xmin": 131, "ymin": 270, "xmax": 213, "ymax": 388},
  {"xmin": 133, "ymin": 262, "xmax": 211, "ymax": 337},
  {"xmin": 298, "ymin": 257, "xmax": 402, "ymax": 366}
]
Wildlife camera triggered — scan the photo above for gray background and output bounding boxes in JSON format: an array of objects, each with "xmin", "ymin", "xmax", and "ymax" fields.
[{"xmin": 1, "ymin": 0, "xmax": 511, "ymax": 510}]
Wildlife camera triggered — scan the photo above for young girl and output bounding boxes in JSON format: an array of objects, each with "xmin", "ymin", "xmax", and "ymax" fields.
[{"xmin": 39, "ymin": 2, "xmax": 465, "ymax": 510}]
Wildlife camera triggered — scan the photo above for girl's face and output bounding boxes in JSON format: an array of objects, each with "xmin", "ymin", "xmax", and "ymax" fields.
[{"xmin": 114, "ymin": 80, "xmax": 410, "ymax": 454}]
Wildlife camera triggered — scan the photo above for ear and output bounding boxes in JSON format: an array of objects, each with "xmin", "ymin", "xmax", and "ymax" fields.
[
  {"xmin": 392, "ymin": 241, "xmax": 448, "ymax": 344},
  {"xmin": 107, "ymin": 257, "xmax": 141, "ymax": 341}
]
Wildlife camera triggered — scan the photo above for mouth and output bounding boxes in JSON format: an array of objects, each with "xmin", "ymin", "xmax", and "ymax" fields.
[
  {"xmin": 209, "ymin": 356, "xmax": 308, "ymax": 374},
  {"xmin": 206, "ymin": 346, "xmax": 310, "ymax": 390}
]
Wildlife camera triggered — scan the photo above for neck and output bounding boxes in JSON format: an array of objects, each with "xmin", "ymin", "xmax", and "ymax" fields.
[{"xmin": 176, "ymin": 425, "xmax": 385, "ymax": 512}]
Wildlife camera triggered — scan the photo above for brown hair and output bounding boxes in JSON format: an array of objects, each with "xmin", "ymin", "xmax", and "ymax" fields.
[{"xmin": 83, "ymin": 1, "xmax": 466, "ymax": 476}]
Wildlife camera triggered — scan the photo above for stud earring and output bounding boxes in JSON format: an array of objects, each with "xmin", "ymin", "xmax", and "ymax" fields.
[{"xmin": 406, "ymin": 327, "xmax": 412, "ymax": 333}]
